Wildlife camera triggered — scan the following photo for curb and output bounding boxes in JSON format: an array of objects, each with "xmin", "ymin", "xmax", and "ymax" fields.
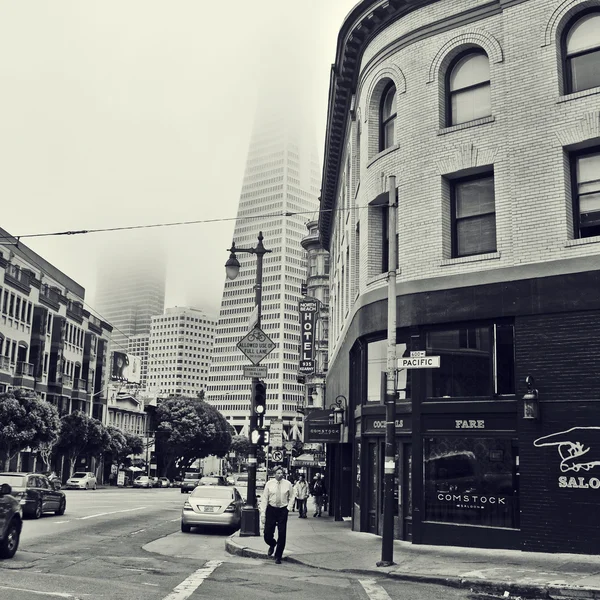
[{"xmin": 224, "ymin": 536, "xmax": 600, "ymax": 599}]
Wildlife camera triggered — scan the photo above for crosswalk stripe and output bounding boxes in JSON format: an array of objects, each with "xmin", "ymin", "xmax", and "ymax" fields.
[
  {"xmin": 359, "ymin": 579, "xmax": 393, "ymax": 600},
  {"xmin": 161, "ymin": 561, "xmax": 222, "ymax": 600}
]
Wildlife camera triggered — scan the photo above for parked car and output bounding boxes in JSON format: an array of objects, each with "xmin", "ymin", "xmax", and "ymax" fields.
[
  {"xmin": 158, "ymin": 477, "xmax": 171, "ymax": 488},
  {"xmin": 234, "ymin": 473, "xmax": 248, "ymax": 502},
  {"xmin": 0, "ymin": 482, "xmax": 22, "ymax": 559},
  {"xmin": 181, "ymin": 485, "xmax": 244, "ymax": 532},
  {"xmin": 199, "ymin": 476, "xmax": 228, "ymax": 487},
  {"xmin": 133, "ymin": 476, "xmax": 152, "ymax": 488},
  {"xmin": 65, "ymin": 472, "xmax": 97, "ymax": 490},
  {"xmin": 181, "ymin": 472, "xmax": 202, "ymax": 494},
  {"xmin": 0, "ymin": 473, "xmax": 66, "ymax": 519},
  {"xmin": 150, "ymin": 476, "xmax": 161, "ymax": 488}
]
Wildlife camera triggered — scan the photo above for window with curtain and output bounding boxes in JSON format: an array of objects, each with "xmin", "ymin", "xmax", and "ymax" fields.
[
  {"xmin": 563, "ymin": 11, "xmax": 600, "ymax": 94},
  {"xmin": 451, "ymin": 173, "xmax": 496, "ymax": 257},
  {"xmin": 572, "ymin": 148, "xmax": 600, "ymax": 239},
  {"xmin": 379, "ymin": 83, "xmax": 396, "ymax": 151},
  {"xmin": 447, "ymin": 51, "xmax": 491, "ymax": 126}
]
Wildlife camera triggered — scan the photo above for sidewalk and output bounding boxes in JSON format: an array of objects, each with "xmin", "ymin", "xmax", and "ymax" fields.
[{"xmin": 226, "ymin": 508, "xmax": 600, "ymax": 599}]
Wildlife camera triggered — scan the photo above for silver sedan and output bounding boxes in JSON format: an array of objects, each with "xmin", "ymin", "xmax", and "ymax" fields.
[{"xmin": 181, "ymin": 485, "xmax": 244, "ymax": 532}]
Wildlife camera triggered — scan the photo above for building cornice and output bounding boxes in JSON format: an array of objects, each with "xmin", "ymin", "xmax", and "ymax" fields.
[{"xmin": 318, "ymin": 0, "xmax": 524, "ymax": 249}]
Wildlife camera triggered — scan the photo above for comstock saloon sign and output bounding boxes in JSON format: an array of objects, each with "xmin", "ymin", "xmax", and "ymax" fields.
[
  {"xmin": 534, "ymin": 426, "xmax": 600, "ymax": 490},
  {"xmin": 298, "ymin": 299, "xmax": 318, "ymax": 374}
]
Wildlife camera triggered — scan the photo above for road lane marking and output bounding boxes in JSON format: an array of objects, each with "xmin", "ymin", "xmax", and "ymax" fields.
[
  {"xmin": 359, "ymin": 579, "xmax": 393, "ymax": 600},
  {"xmin": 130, "ymin": 529, "xmax": 146, "ymax": 535},
  {"xmin": 0, "ymin": 585, "xmax": 78, "ymax": 598},
  {"xmin": 52, "ymin": 521, "xmax": 71, "ymax": 524},
  {"xmin": 78, "ymin": 507, "xmax": 147, "ymax": 520},
  {"xmin": 161, "ymin": 560, "xmax": 222, "ymax": 600}
]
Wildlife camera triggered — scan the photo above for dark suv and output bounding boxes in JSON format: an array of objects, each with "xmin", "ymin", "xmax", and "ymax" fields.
[
  {"xmin": 0, "ymin": 482, "xmax": 22, "ymax": 559},
  {"xmin": 0, "ymin": 472, "xmax": 66, "ymax": 519}
]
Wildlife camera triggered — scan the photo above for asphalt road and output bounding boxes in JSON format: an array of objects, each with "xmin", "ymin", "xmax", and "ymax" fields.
[{"xmin": 0, "ymin": 487, "xmax": 512, "ymax": 600}]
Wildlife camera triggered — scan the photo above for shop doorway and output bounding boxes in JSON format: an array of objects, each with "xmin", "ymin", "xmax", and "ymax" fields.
[{"xmin": 366, "ymin": 441, "xmax": 382, "ymax": 534}]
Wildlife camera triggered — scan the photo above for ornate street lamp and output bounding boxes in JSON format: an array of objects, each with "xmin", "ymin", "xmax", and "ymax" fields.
[{"xmin": 224, "ymin": 232, "xmax": 271, "ymax": 537}]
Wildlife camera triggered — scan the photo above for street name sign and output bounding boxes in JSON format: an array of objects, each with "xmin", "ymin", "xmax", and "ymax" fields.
[
  {"xmin": 237, "ymin": 327, "xmax": 276, "ymax": 365},
  {"xmin": 243, "ymin": 365, "xmax": 268, "ymax": 378},
  {"xmin": 397, "ymin": 355, "xmax": 440, "ymax": 369}
]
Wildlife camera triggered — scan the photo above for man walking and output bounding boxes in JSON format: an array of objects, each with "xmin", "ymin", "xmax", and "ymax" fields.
[
  {"xmin": 309, "ymin": 472, "xmax": 327, "ymax": 517},
  {"xmin": 293, "ymin": 474, "xmax": 309, "ymax": 518},
  {"xmin": 260, "ymin": 467, "xmax": 295, "ymax": 564}
]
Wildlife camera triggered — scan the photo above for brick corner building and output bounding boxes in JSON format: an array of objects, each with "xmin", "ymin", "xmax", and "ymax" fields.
[{"xmin": 319, "ymin": 0, "xmax": 600, "ymax": 554}]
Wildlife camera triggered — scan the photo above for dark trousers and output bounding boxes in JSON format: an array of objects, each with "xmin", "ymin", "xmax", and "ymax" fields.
[
  {"xmin": 296, "ymin": 498, "xmax": 307, "ymax": 517},
  {"xmin": 263, "ymin": 505, "xmax": 288, "ymax": 559}
]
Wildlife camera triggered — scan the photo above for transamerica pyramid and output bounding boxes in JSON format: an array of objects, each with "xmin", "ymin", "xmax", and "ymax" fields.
[{"xmin": 206, "ymin": 86, "xmax": 321, "ymax": 441}]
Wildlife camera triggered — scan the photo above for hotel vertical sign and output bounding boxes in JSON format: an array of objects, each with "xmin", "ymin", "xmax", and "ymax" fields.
[{"xmin": 298, "ymin": 298, "xmax": 318, "ymax": 374}]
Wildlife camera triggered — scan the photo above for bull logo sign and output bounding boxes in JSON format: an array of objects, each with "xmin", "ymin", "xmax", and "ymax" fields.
[{"xmin": 534, "ymin": 427, "xmax": 600, "ymax": 473}]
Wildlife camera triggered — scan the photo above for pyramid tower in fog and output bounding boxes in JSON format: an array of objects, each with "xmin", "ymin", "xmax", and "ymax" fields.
[{"xmin": 206, "ymin": 85, "xmax": 321, "ymax": 439}]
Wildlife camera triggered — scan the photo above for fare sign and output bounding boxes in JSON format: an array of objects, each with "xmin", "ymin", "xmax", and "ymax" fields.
[{"xmin": 237, "ymin": 327, "xmax": 276, "ymax": 365}]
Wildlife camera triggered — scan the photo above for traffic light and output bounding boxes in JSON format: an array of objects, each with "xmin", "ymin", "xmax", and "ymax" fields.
[
  {"xmin": 301, "ymin": 283, "xmax": 308, "ymax": 296},
  {"xmin": 253, "ymin": 379, "xmax": 267, "ymax": 421},
  {"xmin": 250, "ymin": 428, "xmax": 270, "ymax": 446}
]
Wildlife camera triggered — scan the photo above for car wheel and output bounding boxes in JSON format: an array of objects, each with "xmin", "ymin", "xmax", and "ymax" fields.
[
  {"xmin": 31, "ymin": 501, "xmax": 42, "ymax": 520},
  {"xmin": 93, "ymin": 483, "xmax": 97, "ymax": 490},
  {"xmin": 55, "ymin": 498, "xmax": 66, "ymax": 516},
  {"xmin": 181, "ymin": 522, "xmax": 191, "ymax": 533},
  {"xmin": 180, "ymin": 489, "xmax": 185, "ymax": 494},
  {"xmin": 0, "ymin": 519, "xmax": 20, "ymax": 558},
  {"xmin": 85, "ymin": 483, "xmax": 89, "ymax": 490}
]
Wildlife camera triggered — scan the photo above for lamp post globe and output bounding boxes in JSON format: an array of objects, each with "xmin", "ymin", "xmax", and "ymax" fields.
[{"xmin": 225, "ymin": 253, "xmax": 241, "ymax": 280}]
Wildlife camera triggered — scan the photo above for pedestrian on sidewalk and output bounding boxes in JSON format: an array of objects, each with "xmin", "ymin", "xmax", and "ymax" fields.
[
  {"xmin": 259, "ymin": 467, "xmax": 296, "ymax": 565},
  {"xmin": 309, "ymin": 473, "xmax": 327, "ymax": 517},
  {"xmin": 293, "ymin": 474, "xmax": 309, "ymax": 518}
]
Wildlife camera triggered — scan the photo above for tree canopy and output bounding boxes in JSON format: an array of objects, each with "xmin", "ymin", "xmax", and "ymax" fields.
[
  {"xmin": 0, "ymin": 389, "xmax": 60, "ymax": 469},
  {"xmin": 155, "ymin": 396, "xmax": 232, "ymax": 477}
]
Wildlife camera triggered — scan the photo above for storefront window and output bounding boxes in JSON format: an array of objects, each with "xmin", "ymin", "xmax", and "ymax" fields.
[
  {"xmin": 367, "ymin": 339, "xmax": 411, "ymax": 402},
  {"xmin": 425, "ymin": 324, "xmax": 514, "ymax": 398},
  {"xmin": 424, "ymin": 437, "xmax": 519, "ymax": 528}
]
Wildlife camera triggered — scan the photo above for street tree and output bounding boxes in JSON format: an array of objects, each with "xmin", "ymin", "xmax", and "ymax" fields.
[
  {"xmin": 56, "ymin": 410, "xmax": 95, "ymax": 475},
  {"xmin": 0, "ymin": 389, "xmax": 60, "ymax": 470},
  {"xmin": 87, "ymin": 419, "xmax": 111, "ymax": 477},
  {"xmin": 155, "ymin": 396, "xmax": 232, "ymax": 478}
]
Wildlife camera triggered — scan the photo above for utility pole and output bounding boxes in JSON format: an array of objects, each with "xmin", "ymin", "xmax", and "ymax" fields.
[{"xmin": 378, "ymin": 175, "xmax": 397, "ymax": 567}]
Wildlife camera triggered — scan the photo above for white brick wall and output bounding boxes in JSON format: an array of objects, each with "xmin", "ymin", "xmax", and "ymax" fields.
[{"xmin": 325, "ymin": 0, "xmax": 600, "ymax": 361}]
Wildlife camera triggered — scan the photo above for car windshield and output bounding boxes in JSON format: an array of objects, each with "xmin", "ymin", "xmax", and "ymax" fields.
[
  {"xmin": 236, "ymin": 476, "xmax": 248, "ymax": 483},
  {"xmin": 190, "ymin": 487, "xmax": 232, "ymax": 499},
  {"xmin": 0, "ymin": 475, "xmax": 26, "ymax": 488},
  {"xmin": 136, "ymin": 476, "xmax": 148, "ymax": 480},
  {"xmin": 72, "ymin": 473, "xmax": 87, "ymax": 478},
  {"xmin": 184, "ymin": 473, "xmax": 200, "ymax": 480}
]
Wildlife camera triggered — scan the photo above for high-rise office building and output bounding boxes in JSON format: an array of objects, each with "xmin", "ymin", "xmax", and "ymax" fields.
[
  {"xmin": 147, "ymin": 307, "xmax": 216, "ymax": 398},
  {"xmin": 94, "ymin": 245, "xmax": 166, "ymax": 354},
  {"xmin": 206, "ymin": 101, "xmax": 321, "ymax": 439}
]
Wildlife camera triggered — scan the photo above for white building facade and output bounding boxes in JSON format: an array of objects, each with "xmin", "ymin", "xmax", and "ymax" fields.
[{"xmin": 147, "ymin": 307, "xmax": 216, "ymax": 398}]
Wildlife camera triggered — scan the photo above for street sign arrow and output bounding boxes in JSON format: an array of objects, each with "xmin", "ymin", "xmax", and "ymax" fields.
[{"xmin": 237, "ymin": 326, "xmax": 276, "ymax": 365}]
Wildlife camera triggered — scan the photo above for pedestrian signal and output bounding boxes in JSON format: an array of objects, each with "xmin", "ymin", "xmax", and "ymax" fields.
[{"xmin": 250, "ymin": 428, "xmax": 270, "ymax": 446}]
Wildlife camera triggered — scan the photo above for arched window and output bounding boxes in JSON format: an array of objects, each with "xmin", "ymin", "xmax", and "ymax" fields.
[
  {"xmin": 563, "ymin": 11, "xmax": 600, "ymax": 94},
  {"xmin": 379, "ymin": 83, "xmax": 396, "ymax": 151},
  {"xmin": 447, "ymin": 50, "xmax": 491, "ymax": 126}
]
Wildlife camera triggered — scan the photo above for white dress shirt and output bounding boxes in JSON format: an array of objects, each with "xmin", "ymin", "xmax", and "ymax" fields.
[{"xmin": 260, "ymin": 478, "xmax": 295, "ymax": 512}]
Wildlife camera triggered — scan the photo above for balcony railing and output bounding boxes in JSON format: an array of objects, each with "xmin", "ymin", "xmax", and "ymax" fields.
[
  {"xmin": 16, "ymin": 362, "xmax": 34, "ymax": 377},
  {"xmin": 0, "ymin": 356, "xmax": 11, "ymax": 371},
  {"xmin": 62, "ymin": 374, "xmax": 73, "ymax": 387}
]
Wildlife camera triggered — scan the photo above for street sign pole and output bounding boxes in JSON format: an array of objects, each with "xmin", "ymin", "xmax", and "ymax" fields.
[
  {"xmin": 239, "ymin": 233, "xmax": 270, "ymax": 538},
  {"xmin": 378, "ymin": 176, "xmax": 397, "ymax": 568}
]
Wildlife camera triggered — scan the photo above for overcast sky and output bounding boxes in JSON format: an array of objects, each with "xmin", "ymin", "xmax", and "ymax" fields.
[{"xmin": 0, "ymin": 0, "xmax": 357, "ymax": 317}]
